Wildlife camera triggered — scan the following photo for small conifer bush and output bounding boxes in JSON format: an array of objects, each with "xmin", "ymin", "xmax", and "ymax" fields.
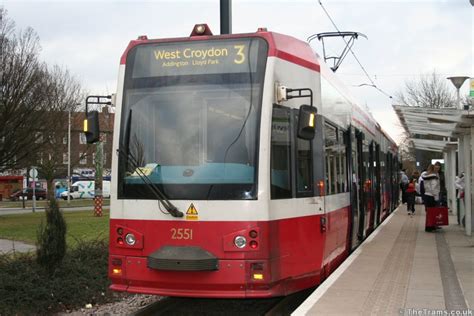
[{"xmin": 36, "ymin": 198, "xmax": 67, "ymax": 273}]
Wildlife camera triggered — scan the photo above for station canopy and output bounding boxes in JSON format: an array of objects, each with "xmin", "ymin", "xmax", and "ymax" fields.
[{"xmin": 393, "ymin": 105, "xmax": 474, "ymax": 152}]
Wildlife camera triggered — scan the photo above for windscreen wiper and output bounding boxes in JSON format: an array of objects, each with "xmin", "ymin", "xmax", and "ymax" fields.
[{"xmin": 117, "ymin": 147, "xmax": 183, "ymax": 218}]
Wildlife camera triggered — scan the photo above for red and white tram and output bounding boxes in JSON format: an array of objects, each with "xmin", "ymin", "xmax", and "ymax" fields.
[{"xmin": 107, "ymin": 24, "xmax": 399, "ymax": 298}]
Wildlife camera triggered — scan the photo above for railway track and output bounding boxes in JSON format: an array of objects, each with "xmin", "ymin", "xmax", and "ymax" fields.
[{"xmin": 133, "ymin": 288, "xmax": 315, "ymax": 316}]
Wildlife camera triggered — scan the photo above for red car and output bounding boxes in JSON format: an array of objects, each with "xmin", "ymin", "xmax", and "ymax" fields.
[{"xmin": 10, "ymin": 188, "xmax": 47, "ymax": 201}]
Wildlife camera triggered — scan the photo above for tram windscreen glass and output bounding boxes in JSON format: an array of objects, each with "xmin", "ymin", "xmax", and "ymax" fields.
[{"xmin": 118, "ymin": 38, "xmax": 268, "ymax": 200}]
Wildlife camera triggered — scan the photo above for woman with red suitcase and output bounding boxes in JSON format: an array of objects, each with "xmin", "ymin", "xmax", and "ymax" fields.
[{"xmin": 422, "ymin": 164, "xmax": 440, "ymax": 231}]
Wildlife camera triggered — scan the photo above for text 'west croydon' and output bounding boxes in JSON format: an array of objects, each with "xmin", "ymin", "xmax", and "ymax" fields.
[{"xmin": 154, "ymin": 47, "xmax": 229, "ymax": 60}]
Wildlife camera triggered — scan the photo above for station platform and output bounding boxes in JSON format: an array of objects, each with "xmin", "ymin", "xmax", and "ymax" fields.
[{"xmin": 293, "ymin": 204, "xmax": 473, "ymax": 315}]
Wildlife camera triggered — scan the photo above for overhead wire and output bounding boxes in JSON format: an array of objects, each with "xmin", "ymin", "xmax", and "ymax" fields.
[{"xmin": 317, "ymin": 0, "xmax": 393, "ymax": 99}]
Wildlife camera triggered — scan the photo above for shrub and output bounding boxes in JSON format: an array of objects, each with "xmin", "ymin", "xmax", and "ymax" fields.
[
  {"xmin": 36, "ymin": 198, "xmax": 67, "ymax": 274},
  {"xmin": 0, "ymin": 239, "xmax": 119, "ymax": 315}
]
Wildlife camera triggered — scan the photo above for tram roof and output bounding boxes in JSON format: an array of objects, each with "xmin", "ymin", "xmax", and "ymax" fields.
[
  {"xmin": 120, "ymin": 27, "xmax": 322, "ymax": 72},
  {"xmin": 393, "ymin": 104, "xmax": 474, "ymax": 152}
]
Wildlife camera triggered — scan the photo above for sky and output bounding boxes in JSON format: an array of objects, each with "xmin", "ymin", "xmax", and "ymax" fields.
[{"xmin": 2, "ymin": 0, "xmax": 473, "ymax": 143}]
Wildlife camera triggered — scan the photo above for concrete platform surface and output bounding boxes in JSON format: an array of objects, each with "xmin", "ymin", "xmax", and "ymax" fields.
[{"xmin": 293, "ymin": 204, "xmax": 474, "ymax": 315}]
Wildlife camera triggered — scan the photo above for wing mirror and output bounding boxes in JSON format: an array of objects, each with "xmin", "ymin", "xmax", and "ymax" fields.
[
  {"xmin": 297, "ymin": 104, "xmax": 317, "ymax": 140},
  {"xmin": 84, "ymin": 110, "xmax": 100, "ymax": 144},
  {"xmin": 84, "ymin": 95, "xmax": 112, "ymax": 144}
]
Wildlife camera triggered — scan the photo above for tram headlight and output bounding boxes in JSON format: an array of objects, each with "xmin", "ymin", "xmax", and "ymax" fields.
[
  {"xmin": 234, "ymin": 235, "xmax": 247, "ymax": 248},
  {"xmin": 125, "ymin": 233, "xmax": 136, "ymax": 246}
]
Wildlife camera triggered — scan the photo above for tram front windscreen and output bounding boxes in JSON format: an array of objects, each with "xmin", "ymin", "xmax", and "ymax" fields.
[{"xmin": 118, "ymin": 38, "xmax": 268, "ymax": 200}]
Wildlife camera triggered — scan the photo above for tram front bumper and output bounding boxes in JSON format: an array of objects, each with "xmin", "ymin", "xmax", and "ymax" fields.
[{"xmin": 109, "ymin": 255, "xmax": 276, "ymax": 298}]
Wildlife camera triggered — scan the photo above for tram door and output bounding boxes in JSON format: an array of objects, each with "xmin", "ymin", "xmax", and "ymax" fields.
[
  {"xmin": 350, "ymin": 129, "xmax": 364, "ymax": 246},
  {"xmin": 375, "ymin": 144, "xmax": 381, "ymax": 225},
  {"xmin": 357, "ymin": 133, "xmax": 371, "ymax": 240},
  {"xmin": 387, "ymin": 153, "xmax": 395, "ymax": 211},
  {"xmin": 366, "ymin": 142, "xmax": 375, "ymax": 233}
]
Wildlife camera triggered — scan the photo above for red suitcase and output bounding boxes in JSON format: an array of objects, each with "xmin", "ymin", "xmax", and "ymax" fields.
[{"xmin": 425, "ymin": 207, "xmax": 449, "ymax": 227}]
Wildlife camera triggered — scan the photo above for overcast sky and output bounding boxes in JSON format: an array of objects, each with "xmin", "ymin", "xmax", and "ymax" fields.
[{"xmin": 3, "ymin": 0, "xmax": 473, "ymax": 142}]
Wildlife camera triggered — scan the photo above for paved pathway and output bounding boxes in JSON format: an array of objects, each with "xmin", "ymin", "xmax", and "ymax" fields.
[
  {"xmin": 294, "ymin": 204, "xmax": 474, "ymax": 315},
  {"xmin": 0, "ymin": 239, "xmax": 36, "ymax": 254}
]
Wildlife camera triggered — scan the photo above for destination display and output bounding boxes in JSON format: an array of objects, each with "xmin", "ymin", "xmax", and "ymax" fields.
[{"xmin": 131, "ymin": 38, "xmax": 263, "ymax": 78}]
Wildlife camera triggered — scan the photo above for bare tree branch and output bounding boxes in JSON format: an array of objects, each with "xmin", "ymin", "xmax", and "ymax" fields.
[
  {"xmin": 395, "ymin": 71, "xmax": 456, "ymax": 108},
  {"xmin": 0, "ymin": 10, "xmax": 85, "ymax": 195}
]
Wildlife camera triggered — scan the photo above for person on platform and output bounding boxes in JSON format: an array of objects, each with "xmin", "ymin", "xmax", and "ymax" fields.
[
  {"xmin": 411, "ymin": 170, "xmax": 422, "ymax": 204},
  {"xmin": 406, "ymin": 178, "xmax": 416, "ymax": 215},
  {"xmin": 417, "ymin": 168, "xmax": 427, "ymax": 203},
  {"xmin": 399, "ymin": 169, "xmax": 409, "ymax": 204},
  {"xmin": 422, "ymin": 164, "xmax": 439, "ymax": 207},
  {"xmin": 455, "ymin": 172, "xmax": 465, "ymax": 226},
  {"xmin": 434, "ymin": 162, "xmax": 447, "ymax": 206},
  {"xmin": 411, "ymin": 170, "xmax": 420, "ymax": 182},
  {"xmin": 422, "ymin": 164, "xmax": 440, "ymax": 232}
]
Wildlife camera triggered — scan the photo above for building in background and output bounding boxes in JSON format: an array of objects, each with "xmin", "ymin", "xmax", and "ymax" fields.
[
  {"xmin": 0, "ymin": 176, "xmax": 23, "ymax": 201},
  {"xmin": 0, "ymin": 108, "xmax": 115, "ymax": 187}
]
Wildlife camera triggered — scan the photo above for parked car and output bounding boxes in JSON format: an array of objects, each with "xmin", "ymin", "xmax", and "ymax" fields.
[{"xmin": 10, "ymin": 188, "xmax": 47, "ymax": 201}]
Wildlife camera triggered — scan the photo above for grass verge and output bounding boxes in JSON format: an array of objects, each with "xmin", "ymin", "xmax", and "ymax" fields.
[{"xmin": 0, "ymin": 210, "xmax": 109, "ymax": 247}]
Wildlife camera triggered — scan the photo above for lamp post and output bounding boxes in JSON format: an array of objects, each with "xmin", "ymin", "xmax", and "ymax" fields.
[
  {"xmin": 67, "ymin": 109, "xmax": 71, "ymax": 205},
  {"xmin": 85, "ymin": 95, "xmax": 112, "ymax": 217},
  {"xmin": 447, "ymin": 76, "xmax": 470, "ymax": 109},
  {"xmin": 67, "ymin": 104, "xmax": 80, "ymax": 205}
]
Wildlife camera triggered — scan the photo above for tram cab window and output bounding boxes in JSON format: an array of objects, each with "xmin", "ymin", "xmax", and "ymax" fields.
[
  {"xmin": 295, "ymin": 118, "xmax": 313, "ymax": 196},
  {"xmin": 271, "ymin": 106, "xmax": 292, "ymax": 199},
  {"xmin": 270, "ymin": 105, "xmax": 313, "ymax": 199}
]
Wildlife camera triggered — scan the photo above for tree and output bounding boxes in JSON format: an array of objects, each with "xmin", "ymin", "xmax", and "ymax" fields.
[
  {"xmin": 398, "ymin": 134, "xmax": 415, "ymax": 160},
  {"xmin": 1, "ymin": 9, "xmax": 48, "ymax": 169},
  {"xmin": 0, "ymin": 9, "xmax": 87, "ymax": 199},
  {"xmin": 395, "ymin": 72, "xmax": 455, "ymax": 169},
  {"xmin": 395, "ymin": 71, "xmax": 456, "ymax": 108},
  {"xmin": 0, "ymin": 9, "xmax": 83, "ymax": 183},
  {"xmin": 36, "ymin": 198, "xmax": 67, "ymax": 274},
  {"xmin": 31, "ymin": 66, "xmax": 88, "ymax": 199}
]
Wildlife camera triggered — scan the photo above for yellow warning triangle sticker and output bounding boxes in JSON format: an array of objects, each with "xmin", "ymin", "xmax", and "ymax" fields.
[{"xmin": 186, "ymin": 203, "xmax": 198, "ymax": 215}]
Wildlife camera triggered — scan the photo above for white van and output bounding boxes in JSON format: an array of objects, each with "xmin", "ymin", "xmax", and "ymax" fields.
[{"xmin": 60, "ymin": 181, "xmax": 110, "ymax": 199}]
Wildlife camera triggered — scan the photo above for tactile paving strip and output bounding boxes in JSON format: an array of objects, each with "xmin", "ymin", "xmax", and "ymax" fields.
[
  {"xmin": 361, "ymin": 214, "xmax": 419, "ymax": 315},
  {"xmin": 436, "ymin": 232, "xmax": 468, "ymax": 310}
]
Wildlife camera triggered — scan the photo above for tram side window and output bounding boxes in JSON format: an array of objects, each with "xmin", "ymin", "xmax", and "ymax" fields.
[
  {"xmin": 380, "ymin": 151, "xmax": 386, "ymax": 188},
  {"xmin": 271, "ymin": 106, "xmax": 292, "ymax": 199},
  {"xmin": 324, "ymin": 123, "xmax": 338, "ymax": 195},
  {"xmin": 362, "ymin": 140, "xmax": 370, "ymax": 192},
  {"xmin": 338, "ymin": 130, "xmax": 347, "ymax": 192},
  {"xmin": 380, "ymin": 150, "xmax": 386, "ymax": 204}
]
